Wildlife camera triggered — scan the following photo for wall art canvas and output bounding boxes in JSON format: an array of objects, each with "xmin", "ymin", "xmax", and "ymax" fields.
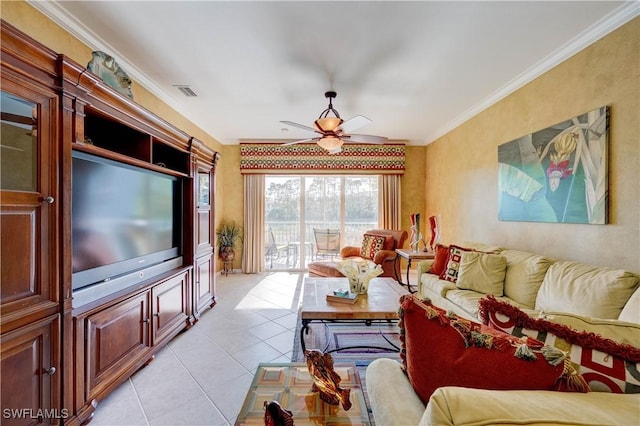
[{"xmin": 498, "ymin": 106, "xmax": 608, "ymax": 224}]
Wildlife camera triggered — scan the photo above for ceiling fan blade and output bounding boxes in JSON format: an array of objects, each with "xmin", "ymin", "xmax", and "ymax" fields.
[
  {"xmin": 343, "ymin": 134, "xmax": 387, "ymax": 144},
  {"xmin": 339, "ymin": 115, "xmax": 372, "ymax": 133},
  {"xmin": 280, "ymin": 120, "xmax": 322, "ymax": 134},
  {"xmin": 282, "ymin": 138, "xmax": 317, "ymax": 146}
]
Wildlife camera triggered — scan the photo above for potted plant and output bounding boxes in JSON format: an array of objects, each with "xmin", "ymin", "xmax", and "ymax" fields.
[{"xmin": 216, "ymin": 220, "xmax": 243, "ymax": 261}]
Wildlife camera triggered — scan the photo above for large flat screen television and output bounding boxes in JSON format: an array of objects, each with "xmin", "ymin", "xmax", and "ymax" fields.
[{"xmin": 72, "ymin": 151, "xmax": 182, "ymax": 294}]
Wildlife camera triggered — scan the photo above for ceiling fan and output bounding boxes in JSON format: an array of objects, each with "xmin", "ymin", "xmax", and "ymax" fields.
[{"xmin": 280, "ymin": 91, "xmax": 387, "ymax": 153}]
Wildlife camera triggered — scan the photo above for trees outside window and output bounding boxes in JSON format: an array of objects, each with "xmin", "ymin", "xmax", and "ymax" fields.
[{"xmin": 265, "ymin": 175, "xmax": 378, "ymax": 270}]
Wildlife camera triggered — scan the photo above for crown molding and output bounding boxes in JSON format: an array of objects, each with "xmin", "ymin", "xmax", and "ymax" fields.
[
  {"xmin": 28, "ymin": 1, "xmax": 639, "ymax": 146},
  {"xmin": 425, "ymin": 1, "xmax": 639, "ymax": 144},
  {"xmin": 27, "ymin": 0, "xmax": 187, "ymax": 117}
]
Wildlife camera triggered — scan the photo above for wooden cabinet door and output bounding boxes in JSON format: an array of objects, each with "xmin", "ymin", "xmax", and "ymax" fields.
[
  {"xmin": 151, "ymin": 271, "xmax": 189, "ymax": 345},
  {"xmin": 1, "ymin": 315, "xmax": 60, "ymax": 425},
  {"xmin": 194, "ymin": 255, "xmax": 215, "ymax": 317},
  {"xmin": 0, "ymin": 82, "xmax": 59, "ymax": 330},
  {"xmin": 85, "ymin": 293, "xmax": 150, "ymax": 400}
]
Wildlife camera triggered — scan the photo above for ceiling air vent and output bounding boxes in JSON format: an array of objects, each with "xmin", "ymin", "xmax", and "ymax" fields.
[{"xmin": 174, "ymin": 85, "xmax": 197, "ymax": 97}]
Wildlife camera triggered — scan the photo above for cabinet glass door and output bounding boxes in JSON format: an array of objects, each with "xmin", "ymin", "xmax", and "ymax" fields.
[
  {"xmin": 1, "ymin": 91, "xmax": 38, "ymax": 191},
  {"xmin": 0, "ymin": 83, "xmax": 56, "ymax": 310},
  {"xmin": 198, "ymin": 172, "xmax": 210, "ymax": 206}
]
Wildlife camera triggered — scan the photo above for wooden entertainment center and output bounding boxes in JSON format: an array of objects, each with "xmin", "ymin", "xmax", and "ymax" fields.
[{"xmin": 0, "ymin": 21, "xmax": 219, "ymax": 425}]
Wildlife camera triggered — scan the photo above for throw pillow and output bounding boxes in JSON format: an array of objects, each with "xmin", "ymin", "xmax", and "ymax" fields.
[
  {"xmin": 360, "ymin": 234, "xmax": 386, "ymax": 260},
  {"xmin": 538, "ymin": 312, "xmax": 640, "ymax": 348},
  {"xmin": 456, "ymin": 251, "xmax": 507, "ymax": 296},
  {"xmin": 440, "ymin": 244, "xmax": 473, "ymax": 283},
  {"xmin": 398, "ymin": 295, "xmax": 587, "ymax": 404},
  {"xmin": 428, "ymin": 244, "xmax": 449, "ymax": 276},
  {"xmin": 479, "ymin": 295, "xmax": 640, "ymax": 394}
]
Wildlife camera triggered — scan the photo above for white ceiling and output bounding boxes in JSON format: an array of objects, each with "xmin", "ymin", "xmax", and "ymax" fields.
[{"xmin": 33, "ymin": 1, "xmax": 637, "ymax": 146}]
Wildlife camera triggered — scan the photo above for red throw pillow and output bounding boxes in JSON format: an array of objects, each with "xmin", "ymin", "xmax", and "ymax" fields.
[
  {"xmin": 479, "ymin": 295, "xmax": 640, "ymax": 394},
  {"xmin": 398, "ymin": 295, "xmax": 587, "ymax": 403},
  {"xmin": 428, "ymin": 244, "xmax": 449, "ymax": 275},
  {"xmin": 439, "ymin": 244, "xmax": 473, "ymax": 282}
]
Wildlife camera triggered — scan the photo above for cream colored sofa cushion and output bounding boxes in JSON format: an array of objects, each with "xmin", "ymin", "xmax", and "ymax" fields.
[
  {"xmin": 422, "ymin": 386, "xmax": 640, "ymax": 426},
  {"xmin": 501, "ymin": 249, "xmax": 554, "ymax": 308},
  {"xmin": 420, "ymin": 272, "xmax": 456, "ymax": 297},
  {"xmin": 619, "ymin": 287, "xmax": 640, "ymax": 323},
  {"xmin": 366, "ymin": 358, "xmax": 425, "ymax": 426},
  {"xmin": 539, "ymin": 311, "xmax": 640, "ymax": 346},
  {"xmin": 535, "ymin": 261, "xmax": 640, "ymax": 319},
  {"xmin": 456, "ymin": 252, "xmax": 507, "ymax": 296}
]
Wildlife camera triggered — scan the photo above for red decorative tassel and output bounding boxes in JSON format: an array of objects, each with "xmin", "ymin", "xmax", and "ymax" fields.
[{"xmin": 554, "ymin": 359, "xmax": 590, "ymax": 393}]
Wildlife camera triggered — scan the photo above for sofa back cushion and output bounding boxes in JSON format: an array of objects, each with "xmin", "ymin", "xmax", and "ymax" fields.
[
  {"xmin": 398, "ymin": 295, "xmax": 586, "ymax": 404},
  {"xmin": 501, "ymin": 249, "xmax": 554, "ymax": 308},
  {"xmin": 535, "ymin": 261, "xmax": 640, "ymax": 319}
]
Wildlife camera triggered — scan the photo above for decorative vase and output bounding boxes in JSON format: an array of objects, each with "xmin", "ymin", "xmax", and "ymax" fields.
[
  {"xmin": 337, "ymin": 259, "xmax": 384, "ymax": 294},
  {"xmin": 347, "ymin": 276, "xmax": 374, "ymax": 294},
  {"xmin": 220, "ymin": 246, "xmax": 235, "ymax": 261}
]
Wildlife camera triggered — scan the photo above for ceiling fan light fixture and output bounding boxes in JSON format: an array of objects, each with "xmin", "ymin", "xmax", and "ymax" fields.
[
  {"xmin": 314, "ymin": 117, "xmax": 343, "ymax": 132},
  {"xmin": 317, "ymin": 136, "xmax": 343, "ymax": 152}
]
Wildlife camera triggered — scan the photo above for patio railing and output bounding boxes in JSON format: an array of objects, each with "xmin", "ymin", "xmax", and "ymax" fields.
[{"xmin": 265, "ymin": 221, "xmax": 377, "ymax": 270}]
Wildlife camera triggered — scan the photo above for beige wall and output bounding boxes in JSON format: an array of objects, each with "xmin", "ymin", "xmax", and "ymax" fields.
[
  {"xmin": 216, "ymin": 146, "xmax": 244, "ymax": 269},
  {"xmin": 425, "ymin": 18, "xmax": 639, "ymax": 273},
  {"xmin": 401, "ymin": 146, "xmax": 427, "ymax": 232}
]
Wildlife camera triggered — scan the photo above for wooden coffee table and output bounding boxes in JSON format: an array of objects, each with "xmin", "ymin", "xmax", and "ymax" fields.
[{"xmin": 299, "ymin": 277, "xmax": 408, "ymax": 352}]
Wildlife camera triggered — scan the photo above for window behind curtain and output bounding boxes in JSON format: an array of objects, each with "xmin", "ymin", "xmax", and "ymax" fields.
[{"xmin": 265, "ymin": 175, "xmax": 378, "ymax": 270}]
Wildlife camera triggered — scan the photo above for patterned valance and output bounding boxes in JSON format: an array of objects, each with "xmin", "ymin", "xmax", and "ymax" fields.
[{"xmin": 239, "ymin": 142, "xmax": 405, "ymax": 174}]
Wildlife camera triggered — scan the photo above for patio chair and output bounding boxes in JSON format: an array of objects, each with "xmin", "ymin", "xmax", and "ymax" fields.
[
  {"xmin": 313, "ymin": 228, "xmax": 341, "ymax": 260},
  {"xmin": 265, "ymin": 227, "xmax": 291, "ymax": 268}
]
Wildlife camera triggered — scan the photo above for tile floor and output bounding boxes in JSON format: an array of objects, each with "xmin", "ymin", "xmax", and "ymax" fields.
[
  {"xmin": 91, "ymin": 271, "xmax": 306, "ymax": 426},
  {"xmin": 91, "ymin": 269, "xmax": 417, "ymax": 425}
]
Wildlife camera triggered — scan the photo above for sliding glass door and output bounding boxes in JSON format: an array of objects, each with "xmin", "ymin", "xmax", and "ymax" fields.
[{"xmin": 265, "ymin": 175, "xmax": 378, "ymax": 270}]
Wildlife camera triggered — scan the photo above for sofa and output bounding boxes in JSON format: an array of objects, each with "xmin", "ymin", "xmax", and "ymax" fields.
[
  {"xmin": 307, "ymin": 229, "xmax": 408, "ymax": 278},
  {"xmin": 366, "ymin": 242, "xmax": 640, "ymax": 425}
]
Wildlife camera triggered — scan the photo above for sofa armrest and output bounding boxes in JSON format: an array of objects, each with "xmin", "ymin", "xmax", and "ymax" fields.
[
  {"xmin": 416, "ymin": 260, "xmax": 435, "ymax": 294},
  {"xmin": 373, "ymin": 249, "xmax": 397, "ymax": 265},
  {"xmin": 340, "ymin": 246, "xmax": 360, "ymax": 258},
  {"xmin": 366, "ymin": 359, "xmax": 426, "ymax": 426},
  {"xmin": 416, "ymin": 260, "xmax": 435, "ymax": 277}
]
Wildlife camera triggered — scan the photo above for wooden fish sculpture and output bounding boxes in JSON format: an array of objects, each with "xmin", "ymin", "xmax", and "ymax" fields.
[
  {"xmin": 304, "ymin": 349, "xmax": 352, "ymax": 411},
  {"xmin": 263, "ymin": 400, "xmax": 294, "ymax": 426}
]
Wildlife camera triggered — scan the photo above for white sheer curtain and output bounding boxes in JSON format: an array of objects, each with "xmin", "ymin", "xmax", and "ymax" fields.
[
  {"xmin": 379, "ymin": 174, "xmax": 402, "ymax": 230},
  {"xmin": 242, "ymin": 174, "xmax": 265, "ymax": 273}
]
